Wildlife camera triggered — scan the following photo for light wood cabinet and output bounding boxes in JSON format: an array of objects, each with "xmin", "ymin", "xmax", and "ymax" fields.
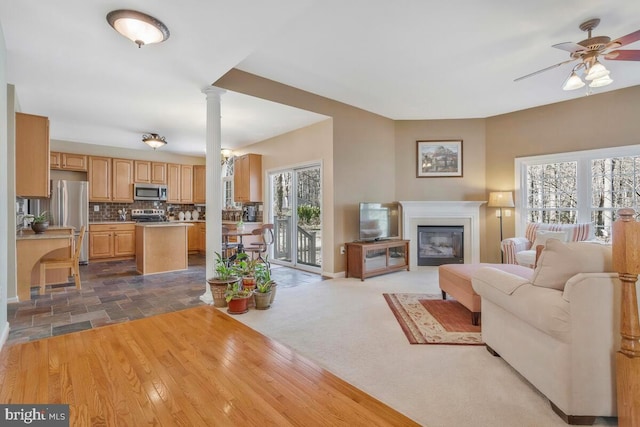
[
  {"xmin": 112, "ymin": 158, "xmax": 134, "ymax": 202},
  {"xmin": 16, "ymin": 112, "xmax": 50, "ymax": 197},
  {"xmin": 134, "ymin": 161, "xmax": 166, "ymax": 184},
  {"xmin": 199, "ymin": 223, "xmax": 206, "ymax": 252},
  {"xmin": 167, "ymin": 163, "xmax": 181, "ymax": 203},
  {"xmin": 51, "ymin": 152, "xmax": 87, "ymax": 171},
  {"xmin": 233, "ymin": 154, "xmax": 262, "ymax": 203},
  {"xmin": 193, "ymin": 165, "xmax": 206, "ymax": 204},
  {"xmin": 188, "ymin": 223, "xmax": 200, "ymax": 253},
  {"xmin": 180, "ymin": 164, "xmax": 193, "ymax": 204},
  {"xmin": 88, "ymin": 156, "xmax": 112, "ymax": 202},
  {"xmin": 89, "ymin": 223, "xmax": 135, "ymax": 260},
  {"xmin": 345, "ymin": 239, "xmax": 410, "ymax": 281}
]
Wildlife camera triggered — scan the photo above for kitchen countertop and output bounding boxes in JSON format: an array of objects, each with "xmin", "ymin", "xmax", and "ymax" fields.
[
  {"xmin": 135, "ymin": 222, "xmax": 194, "ymax": 227},
  {"xmin": 16, "ymin": 233, "xmax": 72, "ymax": 241},
  {"xmin": 90, "ymin": 221, "xmax": 137, "ymax": 224}
]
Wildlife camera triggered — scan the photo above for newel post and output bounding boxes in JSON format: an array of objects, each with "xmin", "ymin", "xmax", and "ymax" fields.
[{"xmin": 612, "ymin": 208, "xmax": 640, "ymax": 426}]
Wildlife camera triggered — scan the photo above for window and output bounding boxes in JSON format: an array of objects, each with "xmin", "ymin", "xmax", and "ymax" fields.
[
  {"xmin": 222, "ymin": 157, "xmax": 238, "ymax": 209},
  {"xmin": 516, "ymin": 145, "xmax": 640, "ymax": 241}
]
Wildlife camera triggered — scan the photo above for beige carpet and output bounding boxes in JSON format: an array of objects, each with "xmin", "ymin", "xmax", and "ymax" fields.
[
  {"xmin": 383, "ymin": 293, "xmax": 482, "ymax": 345},
  {"xmin": 219, "ymin": 268, "xmax": 617, "ymax": 427}
]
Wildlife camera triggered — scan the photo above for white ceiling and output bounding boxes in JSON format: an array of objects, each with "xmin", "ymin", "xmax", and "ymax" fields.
[{"xmin": 1, "ymin": 0, "xmax": 639, "ymax": 156}]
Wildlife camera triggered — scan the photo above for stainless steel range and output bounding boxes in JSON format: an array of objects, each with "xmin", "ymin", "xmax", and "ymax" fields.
[{"xmin": 131, "ymin": 209, "xmax": 166, "ymax": 222}]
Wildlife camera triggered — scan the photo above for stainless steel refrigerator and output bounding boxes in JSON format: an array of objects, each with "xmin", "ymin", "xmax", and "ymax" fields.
[{"xmin": 47, "ymin": 180, "xmax": 90, "ymax": 264}]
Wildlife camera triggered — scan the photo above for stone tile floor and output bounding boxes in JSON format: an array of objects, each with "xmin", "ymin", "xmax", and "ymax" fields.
[{"xmin": 6, "ymin": 254, "xmax": 323, "ymax": 346}]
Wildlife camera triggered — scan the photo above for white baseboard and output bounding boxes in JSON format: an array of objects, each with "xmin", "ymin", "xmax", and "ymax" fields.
[{"xmin": 322, "ymin": 270, "xmax": 346, "ymax": 279}]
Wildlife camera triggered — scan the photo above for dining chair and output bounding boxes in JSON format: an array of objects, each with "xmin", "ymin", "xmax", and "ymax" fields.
[
  {"xmin": 222, "ymin": 226, "xmax": 239, "ymax": 261},
  {"xmin": 39, "ymin": 225, "xmax": 85, "ymax": 295},
  {"xmin": 248, "ymin": 224, "xmax": 274, "ymax": 267}
]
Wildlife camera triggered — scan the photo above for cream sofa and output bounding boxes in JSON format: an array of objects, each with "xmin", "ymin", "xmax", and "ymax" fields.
[
  {"xmin": 472, "ymin": 240, "xmax": 621, "ymax": 424},
  {"xmin": 501, "ymin": 222, "xmax": 594, "ymax": 267}
]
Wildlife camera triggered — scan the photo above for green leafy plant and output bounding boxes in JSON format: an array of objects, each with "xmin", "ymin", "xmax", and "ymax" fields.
[
  {"xmin": 255, "ymin": 258, "xmax": 275, "ymax": 293},
  {"xmin": 297, "ymin": 205, "xmax": 320, "ymax": 226},
  {"xmin": 31, "ymin": 211, "xmax": 50, "ymax": 223},
  {"xmin": 214, "ymin": 252, "xmax": 236, "ymax": 280},
  {"xmin": 224, "ymin": 281, "xmax": 253, "ymax": 302},
  {"xmin": 233, "ymin": 253, "xmax": 259, "ymax": 278}
]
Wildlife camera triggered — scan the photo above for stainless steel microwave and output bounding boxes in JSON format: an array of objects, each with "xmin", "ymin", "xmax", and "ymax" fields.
[{"xmin": 133, "ymin": 183, "xmax": 168, "ymax": 201}]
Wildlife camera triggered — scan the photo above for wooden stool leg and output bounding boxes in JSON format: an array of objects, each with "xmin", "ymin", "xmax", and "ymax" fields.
[
  {"xmin": 39, "ymin": 264, "xmax": 47, "ymax": 295},
  {"xmin": 73, "ymin": 261, "xmax": 81, "ymax": 290}
]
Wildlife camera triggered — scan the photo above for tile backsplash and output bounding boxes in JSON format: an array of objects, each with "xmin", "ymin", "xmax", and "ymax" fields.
[{"xmin": 89, "ymin": 201, "xmax": 204, "ymax": 222}]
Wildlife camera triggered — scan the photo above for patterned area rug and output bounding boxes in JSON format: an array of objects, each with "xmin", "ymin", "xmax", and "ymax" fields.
[{"xmin": 383, "ymin": 293, "xmax": 483, "ymax": 345}]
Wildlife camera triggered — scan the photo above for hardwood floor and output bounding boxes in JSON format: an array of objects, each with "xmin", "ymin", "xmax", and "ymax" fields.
[{"xmin": 0, "ymin": 305, "xmax": 419, "ymax": 426}]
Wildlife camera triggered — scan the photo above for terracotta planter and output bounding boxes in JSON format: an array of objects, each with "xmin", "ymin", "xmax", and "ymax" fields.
[
  {"xmin": 31, "ymin": 222, "xmax": 49, "ymax": 234},
  {"xmin": 253, "ymin": 291, "xmax": 272, "ymax": 310},
  {"xmin": 227, "ymin": 295, "xmax": 251, "ymax": 315},
  {"xmin": 207, "ymin": 277, "xmax": 239, "ymax": 308}
]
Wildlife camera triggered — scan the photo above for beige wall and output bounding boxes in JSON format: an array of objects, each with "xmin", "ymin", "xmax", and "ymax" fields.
[
  {"xmin": 234, "ymin": 119, "xmax": 334, "ymax": 273},
  {"xmin": 1, "ymin": 25, "xmax": 9, "ymax": 335},
  {"xmin": 215, "ymin": 70, "xmax": 396, "ymax": 274},
  {"xmin": 485, "ymin": 85, "xmax": 640, "ymax": 261}
]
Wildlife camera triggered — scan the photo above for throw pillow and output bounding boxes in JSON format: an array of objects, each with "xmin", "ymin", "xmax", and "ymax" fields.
[
  {"xmin": 531, "ymin": 239, "xmax": 613, "ymax": 291},
  {"xmin": 532, "ymin": 230, "xmax": 567, "ymax": 248}
]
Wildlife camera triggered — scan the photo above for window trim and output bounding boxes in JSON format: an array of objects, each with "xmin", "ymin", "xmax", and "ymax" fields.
[{"xmin": 514, "ymin": 144, "xmax": 640, "ymax": 236}]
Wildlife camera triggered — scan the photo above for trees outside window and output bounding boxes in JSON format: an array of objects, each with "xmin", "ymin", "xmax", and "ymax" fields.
[{"xmin": 517, "ymin": 145, "xmax": 640, "ymax": 242}]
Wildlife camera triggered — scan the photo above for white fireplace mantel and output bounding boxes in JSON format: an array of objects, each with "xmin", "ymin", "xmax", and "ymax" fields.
[{"xmin": 399, "ymin": 201, "xmax": 485, "ymax": 268}]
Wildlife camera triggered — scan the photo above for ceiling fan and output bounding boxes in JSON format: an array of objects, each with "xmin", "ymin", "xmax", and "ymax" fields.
[{"xmin": 515, "ymin": 18, "xmax": 640, "ymax": 90}]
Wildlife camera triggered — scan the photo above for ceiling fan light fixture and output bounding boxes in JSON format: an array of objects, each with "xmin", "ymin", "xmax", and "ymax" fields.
[
  {"xmin": 585, "ymin": 60, "xmax": 609, "ymax": 81},
  {"xmin": 589, "ymin": 75, "xmax": 613, "ymax": 88},
  {"xmin": 562, "ymin": 72, "xmax": 585, "ymax": 90},
  {"xmin": 142, "ymin": 133, "xmax": 167, "ymax": 150},
  {"xmin": 107, "ymin": 10, "xmax": 170, "ymax": 48}
]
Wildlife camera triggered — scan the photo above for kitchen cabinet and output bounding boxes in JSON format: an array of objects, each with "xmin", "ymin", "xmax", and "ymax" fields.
[
  {"xmin": 88, "ymin": 156, "xmax": 112, "ymax": 202},
  {"xmin": 198, "ymin": 223, "xmax": 206, "ymax": 252},
  {"xmin": 16, "ymin": 112, "xmax": 50, "ymax": 197},
  {"xmin": 233, "ymin": 154, "xmax": 262, "ymax": 203},
  {"xmin": 134, "ymin": 161, "xmax": 167, "ymax": 184},
  {"xmin": 89, "ymin": 157, "xmax": 133, "ymax": 202},
  {"xmin": 167, "ymin": 163, "xmax": 194, "ymax": 203},
  {"xmin": 188, "ymin": 222, "xmax": 200, "ymax": 253},
  {"xmin": 89, "ymin": 223, "xmax": 135, "ymax": 260},
  {"xmin": 51, "ymin": 152, "xmax": 87, "ymax": 171},
  {"xmin": 112, "ymin": 158, "xmax": 134, "ymax": 202},
  {"xmin": 193, "ymin": 165, "xmax": 206, "ymax": 204},
  {"xmin": 167, "ymin": 163, "xmax": 181, "ymax": 203}
]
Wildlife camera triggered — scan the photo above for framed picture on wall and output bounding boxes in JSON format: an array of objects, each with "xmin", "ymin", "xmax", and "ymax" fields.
[{"xmin": 416, "ymin": 140, "xmax": 463, "ymax": 178}]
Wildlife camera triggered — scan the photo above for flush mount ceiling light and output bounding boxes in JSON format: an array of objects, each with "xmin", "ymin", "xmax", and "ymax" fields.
[
  {"xmin": 107, "ymin": 9, "xmax": 170, "ymax": 48},
  {"xmin": 142, "ymin": 133, "xmax": 167, "ymax": 150}
]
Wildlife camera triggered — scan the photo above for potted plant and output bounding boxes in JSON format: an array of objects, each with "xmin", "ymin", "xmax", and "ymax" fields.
[
  {"xmin": 253, "ymin": 263, "xmax": 274, "ymax": 310},
  {"xmin": 206, "ymin": 252, "xmax": 240, "ymax": 308},
  {"xmin": 30, "ymin": 211, "xmax": 50, "ymax": 234},
  {"xmin": 233, "ymin": 253, "xmax": 259, "ymax": 289},
  {"xmin": 224, "ymin": 281, "xmax": 253, "ymax": 314}
]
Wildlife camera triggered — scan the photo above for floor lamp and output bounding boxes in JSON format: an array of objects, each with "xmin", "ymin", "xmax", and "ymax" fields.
[
  {"xmin": 612, "ymin": 208, "xmax": 640, "ymax": 426},
  {"xmin": 488, "ymin": 191, "xmax": 515, "ymax": 263}
]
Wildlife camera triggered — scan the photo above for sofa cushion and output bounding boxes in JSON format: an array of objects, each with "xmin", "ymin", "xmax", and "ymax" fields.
[
  {"xmin": 515, "ymin": 249, "xmax": 536, "ymax": 267},
  {"xmin": 532, "ymin": 230, "xmax": 567, "ymax": 248},
  {"xmin": 531, "ymin": 240, "xmax": 613, "ymax": 291},
  {"xmin": 524, "ymin": 222, "xmax": 593, "ymax": 243}
]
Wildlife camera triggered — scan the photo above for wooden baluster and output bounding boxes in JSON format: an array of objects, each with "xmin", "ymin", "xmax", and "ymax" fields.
[{"xmin": 612, "ymin": 208, "xmax": 640, "ymax": 426}]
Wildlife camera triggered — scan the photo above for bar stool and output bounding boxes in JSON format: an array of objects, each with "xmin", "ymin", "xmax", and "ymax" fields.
[{"xmin": 248, "ymin": 224, "xmax": 274, "ymax": 267}]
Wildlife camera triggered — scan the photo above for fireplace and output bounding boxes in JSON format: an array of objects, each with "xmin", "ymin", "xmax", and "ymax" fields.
[
  {"xmin": 417, "ymin": 226, "xmax": 464, "ymax": 266},
  {"xmin": 399, "ymin": 201, "xmax": 484, "ymax": 268}
]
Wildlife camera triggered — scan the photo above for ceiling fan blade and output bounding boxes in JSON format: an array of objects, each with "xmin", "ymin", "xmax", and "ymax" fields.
[
  {"xmin": 514, "ymin": 58, "xmax": 577, "ymax": 82},
  {"xmin": 604, "ymin": 49, "xmax": 640, "ymax": 61},
  {"xmin": 610, "ymin": 29, "xmax": 640, "ymax": 48},
  {"xmin": 552, "ymin": 42, "xmax": 586, "ymax": 53}
]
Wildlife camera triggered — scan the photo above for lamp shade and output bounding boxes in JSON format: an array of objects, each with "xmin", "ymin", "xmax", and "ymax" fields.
[
  {"xmin": 589, "ymin": 75, "xmax": 613, "ymax": 88},
  {"xmin": 487, "ymin": 191, "xmax": 515, "ymax": 208},
  {"xmin": 142, "ymin": 133, "xmax": 167, "ymax": 149},
  {"xmin": 107, "ymin": 10, "xmax": 170, "ymax": 48},
  {"xmin": 585, "ymin": 60, "xmax": 609, "ymax": 81},
  {"xmin": 562, "ymin": 72, "xmax": 585, "ymax": 91}
]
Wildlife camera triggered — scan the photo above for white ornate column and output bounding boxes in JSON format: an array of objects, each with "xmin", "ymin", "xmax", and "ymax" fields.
[{"xmin": 200, "ymin": 86, "xmax": 226, "ymax": 304}]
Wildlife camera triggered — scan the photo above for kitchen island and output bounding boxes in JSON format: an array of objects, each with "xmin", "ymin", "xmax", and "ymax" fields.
[{"xmin": 135, "ymin": 222, "xmax": 193, "ymax": 275}]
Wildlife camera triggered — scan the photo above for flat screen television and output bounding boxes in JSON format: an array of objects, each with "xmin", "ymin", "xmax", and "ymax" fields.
[{"xmin": 359, "ymin": 202, "xmax": 400, "ymax": 241}]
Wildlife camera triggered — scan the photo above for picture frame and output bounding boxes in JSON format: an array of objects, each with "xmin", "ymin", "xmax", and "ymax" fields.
[{"xmin": 416, "ymin": 140, "xmax": 463, "ymax": 178}]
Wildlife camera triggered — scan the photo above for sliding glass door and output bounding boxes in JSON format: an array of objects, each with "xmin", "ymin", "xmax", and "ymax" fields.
[{"xmin": 269, "ymin": 164, "xmax": 322, "ymax": 272}]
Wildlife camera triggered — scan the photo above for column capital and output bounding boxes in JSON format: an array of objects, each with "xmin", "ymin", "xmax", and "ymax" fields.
[{"xmin": 201, "ymin": 85, "xmax": 227, "ymax": 97}]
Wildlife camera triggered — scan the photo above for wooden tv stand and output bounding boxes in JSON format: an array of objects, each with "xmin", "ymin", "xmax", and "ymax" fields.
[{"xmin": 345, "ymin": 239, "xmax": 409, "ymax": 281}]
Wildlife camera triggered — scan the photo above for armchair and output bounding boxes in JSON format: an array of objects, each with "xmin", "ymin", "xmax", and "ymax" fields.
[{"xmin": 501, "ymin": 222, "xmax": 593, "ymax": 266}]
